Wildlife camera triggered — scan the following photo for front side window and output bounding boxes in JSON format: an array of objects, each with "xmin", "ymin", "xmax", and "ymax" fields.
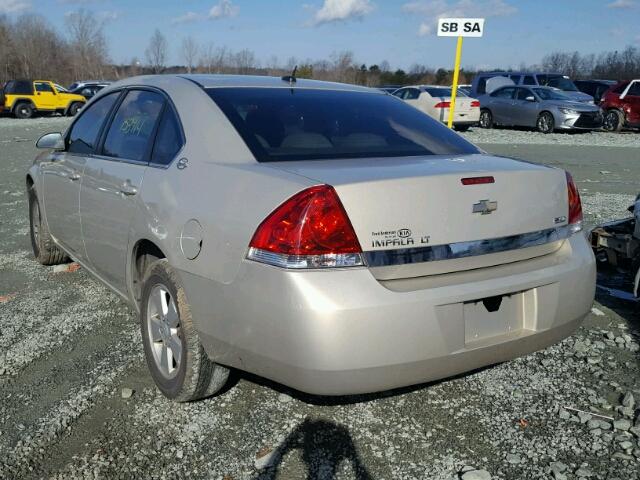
[
  {"xmin": 34, "ymin": 82, "xmax": 53, "ymax": 93},
  {"xmin": 516, "ymin": 88, "xmax": 532, "ymax": 100},
  {"xmin": 207, "ymin": 87, "xmax": 480, "ymax": 162},
  {"xmin": 102, "ymin": 90, "xmax": 164, "ymax": 162},
  {"xmin": 67, "ymin": 91, "xmax": 120, "ymax": 154},
  {"xmin": 151, "ymin": 107, "xmax": 184, "ymax": 166}
]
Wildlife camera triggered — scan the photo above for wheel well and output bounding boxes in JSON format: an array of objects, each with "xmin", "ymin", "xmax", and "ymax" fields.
[
  {"xmin": 132, "ymin": 240, "xmax": 166, "ymax": 305},
  {"xmin": 13, "ymin": 99, "xmax": 34, "ymax": 111},
  {"xmin": 26, "ymin": 175, "xmax": 34, "ymax": 190}
]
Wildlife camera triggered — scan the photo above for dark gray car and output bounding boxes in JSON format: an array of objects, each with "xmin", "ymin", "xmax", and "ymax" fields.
[{"xmin": 478, "ymin": 86, "xmax": 603, "ymax": 133}]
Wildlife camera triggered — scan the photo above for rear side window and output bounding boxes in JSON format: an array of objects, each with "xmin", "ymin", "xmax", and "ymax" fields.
[
  {"xmin": 151, "ymin": 107, "xmax": 184, "ymax": 166},
  {"xmin": 207, "ymin": 87, "xmax": 480, "ymax": 162},
  {"xmin": 627, "ymin": 82, "xmax": 640, "ymax": 96},
  {"xmin": 515, "ymin": 88, "xmax": 531, "ymax": 100},
  {"xmin": 476, "ymin": 77, "xmax": 487, "ymax": 94},
  {"xmin": 102, "ymin": 90, "xmax": 164, "ymax": 162},
  {"xmin": 508, "ymin": 75, "xmax": 521, "ymax": 84},
  {"xmin": 523, "ymin": 75, "xmax": 535, "ymax": 85},
  {"xmin": 68, "ymin": 92, "xmax": 120, "ymax": 154},
  {"xmin": 6, "ymin": 80, "xmax": 33, "ymax": 94}
]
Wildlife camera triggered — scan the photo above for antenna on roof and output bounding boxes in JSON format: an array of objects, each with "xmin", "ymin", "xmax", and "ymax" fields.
[{"xmin": 281, "ymin": 65, "xmax": 297, "ymax": 85}]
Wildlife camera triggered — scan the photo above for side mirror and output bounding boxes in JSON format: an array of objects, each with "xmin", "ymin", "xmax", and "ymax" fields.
[
  {"xmin": 525, "ymin": 95, "xmax": 536, "ymax": 102},
  {"xmin": 36, "ymin": 132, "xmax": 65, "ymax": 150}
]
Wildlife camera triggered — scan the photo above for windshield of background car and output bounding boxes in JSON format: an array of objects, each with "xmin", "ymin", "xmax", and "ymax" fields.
[
  {"xmin": 533, "ymin": 88, "xmax": 571, "ymax": 101},
  {"xmin": 207, "ymin": 88, "xmax": 480, "ymax": 162},
  {"xmin": 541, "ymin": 75, "xmax": 578, "ymax": 92}
]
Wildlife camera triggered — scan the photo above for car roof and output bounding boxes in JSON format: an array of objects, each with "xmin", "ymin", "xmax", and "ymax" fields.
[
  {"xmin": 477, "ymin": 71, "xmax": 564, "ymax": 76},
  {"xmin": 178, "ymin": 74, "xmax": 379, "ymax": 93}
]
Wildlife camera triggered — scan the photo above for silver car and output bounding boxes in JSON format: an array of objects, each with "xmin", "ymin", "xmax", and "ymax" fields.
[
  {"xmin": 478, "ymin": 86, "xmax": 603, "ymax": 133},
  {"xmin": 27, "ymin": 75, "xmax": 596, "ymax": 401}
]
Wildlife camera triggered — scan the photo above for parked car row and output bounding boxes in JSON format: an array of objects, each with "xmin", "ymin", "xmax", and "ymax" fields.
[
  {"xmin": 384, "ymin": 72, "xmax": 638, "ymax": 134},
  {"xmin": 0, "ymin": 79, "xmax": 110, "ymax": 119}
]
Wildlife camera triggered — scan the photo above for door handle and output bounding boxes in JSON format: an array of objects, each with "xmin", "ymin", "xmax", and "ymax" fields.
[
  {"xmin": 69, "ymin": 172, "xmax": 81, "ymax": 181},
  {"xmin": 120, "ymin": 182, "xmax": 138, "ymax": 196}
]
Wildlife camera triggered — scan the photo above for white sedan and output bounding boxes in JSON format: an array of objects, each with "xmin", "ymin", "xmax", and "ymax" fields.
[{"xmin": 393, "ymin": 85, "xmax": 480, "ymax": 131}]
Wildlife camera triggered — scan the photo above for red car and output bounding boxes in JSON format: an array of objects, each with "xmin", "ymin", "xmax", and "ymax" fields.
[{"xmin": 600, "ymin": 80, "xmax": 640, "ymax": 132}]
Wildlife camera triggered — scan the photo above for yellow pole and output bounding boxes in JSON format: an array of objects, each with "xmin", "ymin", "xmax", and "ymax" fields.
[{"xmin": 447, "ymin": 35, "xmax": 464, "ymax": 129}]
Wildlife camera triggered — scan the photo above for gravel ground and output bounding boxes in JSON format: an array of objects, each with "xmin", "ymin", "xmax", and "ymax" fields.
[
  {"xmin": 462, "ymin": 127, "xmax": 640, "ymax": 149},
  {"xmin": 1, "ymin": 118, "xmax": 639, "ymax": 480}
]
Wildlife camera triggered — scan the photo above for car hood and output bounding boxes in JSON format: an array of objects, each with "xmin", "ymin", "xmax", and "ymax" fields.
[
  {"xmin": 543, "ymin": 100, "xmax": 600, "ymax": 112},
  {"xmin": 60, "ymin": 93, "xmax": 86, "ymax": 102},
  {"xmin": 561, "ymin": 90, "xmax": 594, "ymax": 103}
]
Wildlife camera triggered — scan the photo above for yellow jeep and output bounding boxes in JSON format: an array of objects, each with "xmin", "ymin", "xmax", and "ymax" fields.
[{"xmin": 1, "ymin": 79, "xmax": 86, "ymax": 119}]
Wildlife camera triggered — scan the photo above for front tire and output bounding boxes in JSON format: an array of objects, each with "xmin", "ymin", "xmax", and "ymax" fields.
[
  {"xmin": 14, "ymin": 102, "xmax": 34, "ymax": 119},
  {"xmin": 479, "ymin": 109, "xmax": 493, "ymax": 128},
  {"xmin": 537, "ymin": 112, "xmax": 555, "ymax": 134},
  {"xmin": 603, "ymin": 110, "xmax": 623, "ymax": 132},
  {"xmin": 28, "ymin": 187, "xmax": 69, "ymax": 265},
  {"xmin": 67, "ymin": 102, "xmax": 83, "ymax": 117},
  {"xmin": 140, "ymin": 259, "xmax": 229, "ymax": 402}
]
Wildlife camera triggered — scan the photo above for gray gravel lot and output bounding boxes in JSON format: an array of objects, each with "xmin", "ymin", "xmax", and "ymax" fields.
[{"xmin": 1, "ymin": 119, "xmax": 639, "ymax": 480}]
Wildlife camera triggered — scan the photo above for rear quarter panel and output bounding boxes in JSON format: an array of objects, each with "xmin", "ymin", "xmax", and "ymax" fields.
[{"xmin": 127, "ymin": 78, "xmax": 314, "ymax": 297}]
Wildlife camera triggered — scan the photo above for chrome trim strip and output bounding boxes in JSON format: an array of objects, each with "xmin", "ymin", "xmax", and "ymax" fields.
[{"xmin": 364, "ymin": 226, "xmax": 572, "ymax": 267}]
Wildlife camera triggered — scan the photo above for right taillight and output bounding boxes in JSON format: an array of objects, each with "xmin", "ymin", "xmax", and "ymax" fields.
[
  {"xmin": 566, "ymin": 171, "xmax": 583, "ymax": 234},
  {"xmin": 247, "ymin": 185, "xmax": 364, "ymax": 269},
  {"xmin": 434, "ymin": 101, "xmax": 451, "ymax": 108}
]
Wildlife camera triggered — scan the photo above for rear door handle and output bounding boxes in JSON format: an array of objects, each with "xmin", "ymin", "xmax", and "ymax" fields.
[{"xmin": 120, "ymin": 182, "xmax": 138, "ymax": 196}]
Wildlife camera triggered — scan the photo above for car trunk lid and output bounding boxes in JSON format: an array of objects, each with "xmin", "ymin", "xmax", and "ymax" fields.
[{"xmin": 268, "ymin": 153, "xmax": 569, "ymax": 280}]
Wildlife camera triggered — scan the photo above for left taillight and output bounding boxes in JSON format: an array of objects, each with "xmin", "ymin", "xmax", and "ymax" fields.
[
  {"xmin": 566, "ymin": 171, "xmax": 583, "ymax": 234},
  {"xmin": 471, "ymin": 100, "xmax": 480, "ymax": 107},
  {"xmin": 247, "ymin": 185, "xmax": 364, "ymax": 269},
  {"xmin": 434, "ymin": 101, "xmax": 451, "ymax": 109}
]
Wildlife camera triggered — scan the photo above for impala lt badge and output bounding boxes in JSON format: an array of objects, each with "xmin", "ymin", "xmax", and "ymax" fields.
[{"xmin": 472, "ymin": 199, "xmax": 498, "ymax": 215}]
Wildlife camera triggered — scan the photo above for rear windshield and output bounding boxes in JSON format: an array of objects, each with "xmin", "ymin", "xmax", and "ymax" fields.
[{"xmin": 206, "ymin": 88, "xmax": 479, "ymax": 162}]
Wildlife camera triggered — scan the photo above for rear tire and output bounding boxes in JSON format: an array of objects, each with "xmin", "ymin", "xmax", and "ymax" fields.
[
  {"xmin": 14, "ymin": 102, "xmax": 34, "ymax": 119},
  {"xmin": 140, "ymin": 259, "xmax": 230, "ymax": 402},
  {"xmin": 537, "ymin": 112, "xmax": 555, "ymax": 134},
  {"xmin": 603, "ymin": 110, "xmax": 623, "ymax": 132},
  {"xmin": 28, "ymin": 187, "xmax": 69, "ymax": 265},
  {"xmin": 67, "ymin": 102, "xmax": 83, "ymax": 117},
  {"xmin": 479, "ymin": 109, "xmax": 493, "ymax": 128}
]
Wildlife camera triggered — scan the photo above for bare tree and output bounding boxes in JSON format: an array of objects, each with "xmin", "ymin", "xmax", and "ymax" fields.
[
  {"xmin": 145, "ymin": 29, "xmax": 167, "ymax": 74},
  {"xmin": 181, "ymin": 36, "xmax": 199, "ymax": 74},
  {"xmin": 65, "ymin": 10, "xmax": 109, "ymax": 80},
  {"xmin": 234, "ymin": 49, "xmax": 257, "ymax": 74}
]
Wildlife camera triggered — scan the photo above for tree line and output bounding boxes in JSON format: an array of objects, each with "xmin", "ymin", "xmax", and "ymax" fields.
[{"xmin": 1, "ymin": 12, "xmax": 639, "ymax": 89}]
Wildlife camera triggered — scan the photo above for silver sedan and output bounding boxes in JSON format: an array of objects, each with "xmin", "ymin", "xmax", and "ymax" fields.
[
  {"xmin": 478, "ymin": 86, "xmax": 603, "ymax": 133},
  {"xmin": 27, "ymin": 75, "xmax": 595, "ymax": 400}
]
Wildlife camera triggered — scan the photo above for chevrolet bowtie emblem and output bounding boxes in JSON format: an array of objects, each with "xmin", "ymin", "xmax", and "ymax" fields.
[{"xmin": 472, "ymin": 199, "xmax": 498, "ymax": 215}]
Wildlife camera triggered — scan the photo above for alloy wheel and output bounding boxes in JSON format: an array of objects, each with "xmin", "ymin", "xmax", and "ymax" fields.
[{"xmin": 146, "ymin": 284, "xmax": 183, "ymax": 379}]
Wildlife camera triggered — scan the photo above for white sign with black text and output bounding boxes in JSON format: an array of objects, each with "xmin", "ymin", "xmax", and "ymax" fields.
[{"xmin": 437, "ymin": 18, "xmax": 485, "ymax": 37}]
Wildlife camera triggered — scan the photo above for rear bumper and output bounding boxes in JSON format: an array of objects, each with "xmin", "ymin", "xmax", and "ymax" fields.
[{"xmin": 182, "ymin": 233, "xmax": 595, "ymax": 395}]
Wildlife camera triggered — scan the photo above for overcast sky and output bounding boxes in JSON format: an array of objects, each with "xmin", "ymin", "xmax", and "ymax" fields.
[{"xmin": 3, "ymin": 0, "xmax": 639, "ymax": 70}]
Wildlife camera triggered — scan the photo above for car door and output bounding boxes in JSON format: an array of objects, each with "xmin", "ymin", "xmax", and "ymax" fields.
[
  {"xmin": 33, "ymin": 81, "xmax": 56, "ymax": 110},
  {"xmin": 41, "ymin": 91, "xmax": 121, "ymax": 259},
  {"xmin": 488, "ymin": 87, "xmax": 516, "ymax": 124},
  {"xmin": 511, "ymin": 88, "xmax": 540, "ymax": 127},
  {"xmin": 80, "ymin": 89, "xmax": 165, "ymax": 294}
]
